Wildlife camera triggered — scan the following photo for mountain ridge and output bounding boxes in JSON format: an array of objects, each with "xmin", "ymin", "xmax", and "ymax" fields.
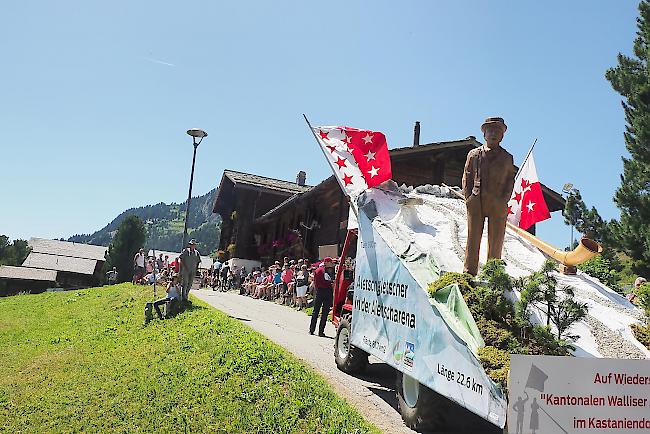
[{"xmin": 68, "ymin": 189, "xmax": 221, "ymax": 254}]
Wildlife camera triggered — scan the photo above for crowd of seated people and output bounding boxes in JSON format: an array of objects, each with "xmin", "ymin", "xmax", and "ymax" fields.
[
  {"xmin": 239, "ymin": 257, "xmax": 315, "ymax": 309},
  {"xmin": 183, "ymin": 255, "xmax": 357, "ymax": 322}
]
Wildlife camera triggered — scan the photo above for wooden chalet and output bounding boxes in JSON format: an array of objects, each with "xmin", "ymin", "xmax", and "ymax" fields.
[
  {"xmin": 213, "ymin": 170, "xmax": 311, "ymax": 259},
  {"xmin": 254, "ymin": 175, "xmax": 345, "ymax": 264}
]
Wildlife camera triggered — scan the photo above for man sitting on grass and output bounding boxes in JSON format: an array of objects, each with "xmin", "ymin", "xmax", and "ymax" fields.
[{"xmin": 152, "ymin": 275, "xmax": 181, "ymax": 320}]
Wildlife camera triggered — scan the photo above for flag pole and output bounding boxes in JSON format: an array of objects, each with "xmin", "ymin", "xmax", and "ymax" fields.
[{"xmin": 514, "ymin": 138, "xmax": 538, "ymax": 180}]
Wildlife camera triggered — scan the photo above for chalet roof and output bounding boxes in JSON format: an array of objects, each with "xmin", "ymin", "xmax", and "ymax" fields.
[
  {"xmin": 256, "ymin": 176, "xmax": 336, "ymax": 223},
  {"xmin": 0, "ymin": 265, "xmax": 57, "ymax": 282},
  {"xmin": 223, "ymin": 170, "xmax": 311, "ymax": 194},
  {"xmin": 22, "ymin": 252, "xmax": 98, "ymax": 275},
  {"xmin": 29, "ymin": 238, "xmax": 107, "ymax": 261},
  {"xmin": 390, "ymin": 137, "xmax": 480, "ymax": 157}
]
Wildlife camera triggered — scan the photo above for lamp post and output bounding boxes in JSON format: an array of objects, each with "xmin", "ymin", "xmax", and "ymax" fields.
[
  {"xmin": 562, "ymin": 182, "xmax": 577, "ymax": 250},
  {"xmin": 181, "ymin": 128, "xmax": 208, "ymax": 251}
]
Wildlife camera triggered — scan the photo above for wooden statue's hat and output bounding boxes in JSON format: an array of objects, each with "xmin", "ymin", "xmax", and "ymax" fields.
[{"xmin": 481, "ymin": 117, "xmax": 507, "ymax": 133}]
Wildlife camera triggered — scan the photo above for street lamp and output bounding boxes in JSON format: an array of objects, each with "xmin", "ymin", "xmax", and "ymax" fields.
[
  {"xmin": 562, "ymin": 182, "xmax": 577, "ymax": 250},
  {"xmin": 181, "ymin": 128, "xmax": 208, "ymax": 251}
]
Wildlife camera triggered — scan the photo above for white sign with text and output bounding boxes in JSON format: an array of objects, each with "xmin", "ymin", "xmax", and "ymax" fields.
[
  {"xmin": 508, "ymin": 354, "xmax": 650, "ymax": 434},
  {"xmin": 352, "ymin": 208, "xmax": 507, "ymax": 427}
]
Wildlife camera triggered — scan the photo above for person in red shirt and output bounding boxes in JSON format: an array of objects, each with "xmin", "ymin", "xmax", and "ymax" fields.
[
  {"xmin": 309, "ymin": 257, "xmax": 335, "ymax": 336},
  {"xmin": 171, "ymin": 257, "xmax": 181, "ymax": 274}
]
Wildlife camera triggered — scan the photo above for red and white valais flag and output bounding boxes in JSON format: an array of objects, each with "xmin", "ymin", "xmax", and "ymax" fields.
[
  {"xmin": 313, "ymin": 126, "xmax": 392, "ymax": 197},
  {"xmin": 507, "ymin": 152, "xmax": 551, "ymax": 230}
]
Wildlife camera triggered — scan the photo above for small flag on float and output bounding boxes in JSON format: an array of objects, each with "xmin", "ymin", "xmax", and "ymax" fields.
[
  {"xmin": 311, "ymin": 125, "xmax": 392, "ymax": 197},
  {"xmin": 507, "ymin": 152, "xmax": 551, "ymax": 230}
]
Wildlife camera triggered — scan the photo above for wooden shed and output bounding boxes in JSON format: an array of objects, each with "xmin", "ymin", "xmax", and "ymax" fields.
[{"xmin": 0, "ymin": 238, "xmax": 108, "ymax": 292}]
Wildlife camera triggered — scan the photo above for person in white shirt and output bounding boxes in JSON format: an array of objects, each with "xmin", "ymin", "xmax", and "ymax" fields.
[
  {"xmin": 133, "ymin": 248, "xmax": 146, "ymax": 284},
  {"xmin": 153, "ymin": 275, "xmax": 181, "ymax": 319},
  {"xmin": 294, "ymin": 264, "xmax": 310, "ymax": 309}
]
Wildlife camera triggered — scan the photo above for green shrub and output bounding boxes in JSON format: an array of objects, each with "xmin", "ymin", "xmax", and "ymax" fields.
[
  {"xmin": 516, "ymin": 260, "xmax": 587, "ymax": 340},
  {"xmin": 470, "ymin": 259, "xmax": 514, "ymax": 321},
  {"xmin": 427, "ymin": 272, "xmax": 474, "ymax": 296},
  {"xmin": 548, "ymin": 292, "xmax": 588, "ymax": 340},
  {"xmin": 514, "ymin": 275, "xmax": 537, "ymax": 327},
  {"xmin": 478, "ymin": 346, "xmax": 510, "ymax": 390},
  {"xmin": 528, "ymin": 325, "xmax": 571, "ymax": 356},
  {"xmin": 475, "ymin": 318, "xmax": 521, "ymax": 352},
  {"xmin": 578, "ymin": 256, "xmax": 622, "ymax": 293},
  {"xmin": 631, "ymin": 324, "xmax": 650, "ymax": 350},
  {"xmin": 634, "ymin": 283, "xmax": 650, "ymax": 320},
  {"xmin": 478, "ymin": 259, "xmax": 513, "ymax": 293}
]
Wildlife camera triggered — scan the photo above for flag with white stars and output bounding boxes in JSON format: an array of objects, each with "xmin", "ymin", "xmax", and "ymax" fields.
[
  {"xmin": 312, "ymin": 125, "xmax": 392, "ymax": 198},
  {"xmin": 507, "ymin": 152, "xmax": 550, "ymax": 230}
]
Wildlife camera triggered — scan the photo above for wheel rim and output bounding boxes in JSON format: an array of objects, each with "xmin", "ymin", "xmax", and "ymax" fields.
[
  {"xmin": 402, "ymin": 374, "xmax": 419, "ymax": 408},
  {"xmin": 337, "ymin": 327, "xmax": 350, "ymax": 359}
]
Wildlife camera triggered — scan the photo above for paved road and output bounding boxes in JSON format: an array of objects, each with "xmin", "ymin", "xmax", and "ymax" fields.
[{"xmin": 193, "ymin": 288, "xmax": 416, "ymax": 434}]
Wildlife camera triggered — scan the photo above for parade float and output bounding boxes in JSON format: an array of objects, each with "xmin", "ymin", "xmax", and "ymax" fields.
[
  {"xmin": 305, "ymin": 119, "xmax": 650, "ymax": 432},
  {"xmin": 332, "ymin": 183, "xmax": 649, "ymax": 432}
]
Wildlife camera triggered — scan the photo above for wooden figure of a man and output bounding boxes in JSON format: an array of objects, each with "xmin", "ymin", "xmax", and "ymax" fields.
[{"xmin": 462, "ymin": 117, "xmax": 515, "ymax": 275}]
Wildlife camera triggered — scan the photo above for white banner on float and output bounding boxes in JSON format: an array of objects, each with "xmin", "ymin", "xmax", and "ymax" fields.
[
  {"xmin": 508, "ymin": 355, "xmax": 650, "ymax": 434},
  {"xmin": 350, "ymin": 208, "xmax": 507, "ymax": 428}
]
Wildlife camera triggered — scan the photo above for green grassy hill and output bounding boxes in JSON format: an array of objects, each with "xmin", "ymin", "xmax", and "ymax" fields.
[{"xmin": 0, "ymin": 284, "xmax": 378, "ymax": 433}]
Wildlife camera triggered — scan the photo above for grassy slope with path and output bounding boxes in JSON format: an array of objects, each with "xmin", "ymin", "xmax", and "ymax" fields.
[{"xmin": 0, "ymin": 284, "xmax": 379, "ymax": 433}]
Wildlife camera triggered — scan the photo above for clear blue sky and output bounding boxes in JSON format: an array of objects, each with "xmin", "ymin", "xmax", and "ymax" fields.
[{"xmin": 0, "ymin": 1, "xmax": 639, "ymax": 249}]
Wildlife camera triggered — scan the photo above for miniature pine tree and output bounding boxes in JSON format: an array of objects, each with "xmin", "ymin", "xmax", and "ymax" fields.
[{"xmin": 548, "ymin": 286, "xmax": 588, "ymax": 340}]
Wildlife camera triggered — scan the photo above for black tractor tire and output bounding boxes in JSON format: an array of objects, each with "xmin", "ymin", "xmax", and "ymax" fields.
[
  {"xmin": 395, "ymin": 370, "xmax": 447, "ymax": 431},
  {"xmin": 396, "ymin": 371, "xmax": 503, "ymax": 433},
  {"xmin": 334, "ymin": 314, "xmax": 369, "ymax": 374}
]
